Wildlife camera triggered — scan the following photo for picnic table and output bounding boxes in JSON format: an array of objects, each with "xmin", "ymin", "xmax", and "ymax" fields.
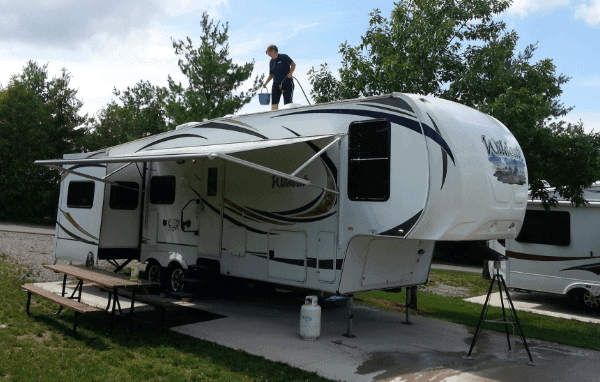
[{"xmin": 42, "ymin": 264, "xmax": 158, "ymax": 335}]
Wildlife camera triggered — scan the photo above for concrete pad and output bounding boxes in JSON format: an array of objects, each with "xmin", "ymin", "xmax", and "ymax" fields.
[
  {"xmin": 27, "ymin": 283, "xmax": 600, "ymax": 381},
  {"xmin": 168, "ymin": 294, "xmax": 600, "ymax": 382},
  {"xmin": 465, "ymin": 292, "xmax": 600, "ymax": 324}
]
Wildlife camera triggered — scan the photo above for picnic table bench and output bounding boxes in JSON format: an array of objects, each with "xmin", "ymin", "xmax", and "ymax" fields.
[
  {"xmin": 23, "ymin": 283, "xmax": 100, "ymax": 336},
  {"xmin": 23, "ymin": 264, "xmax": 158, "ymax": 337}
]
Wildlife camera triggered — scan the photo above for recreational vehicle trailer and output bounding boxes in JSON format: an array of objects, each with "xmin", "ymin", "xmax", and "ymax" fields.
[
  {"xmin": 36, "ymin": 93, "xmax": 528, "ymax": 295},
  {"xmin": 488, "ymin": 186, "xmax": 600, "ymax": 310}
]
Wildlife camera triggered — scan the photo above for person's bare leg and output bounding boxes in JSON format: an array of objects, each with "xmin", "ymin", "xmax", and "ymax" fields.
[{"xmin": 271, "ymin": 104, "xmax": 278, "ymax": 110}]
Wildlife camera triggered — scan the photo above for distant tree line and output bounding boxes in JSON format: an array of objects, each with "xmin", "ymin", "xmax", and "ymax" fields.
[
  {"xmin": 0, "ymin": 13, "xmax": 263, "ymax": 222},
  {"xmin": 1, "ymin": 4, "xmax": 598, "ymax": 223}
]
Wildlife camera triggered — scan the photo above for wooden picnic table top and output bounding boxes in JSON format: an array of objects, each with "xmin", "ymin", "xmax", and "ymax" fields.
[{"xmin": 44, "ymin": 264, "xmax": 155, "ymax": 289}]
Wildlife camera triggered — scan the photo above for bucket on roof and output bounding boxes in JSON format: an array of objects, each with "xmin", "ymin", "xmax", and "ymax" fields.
[{"xmin": 258, "ymin": 88, "xmax": 271, "ymax": 105}]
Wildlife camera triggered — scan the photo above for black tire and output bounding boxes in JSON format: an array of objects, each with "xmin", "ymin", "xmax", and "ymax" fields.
[
  {"xmin": 145, "ymin": 261, "xmax": 163, "ymax": 284},
  {"xmin": 580, "ymin": 289, "xmax": 600, "ymax": 310},
  {"xmin": 167, "ymin": 263, "xmax": 185, "ymax": 293}
]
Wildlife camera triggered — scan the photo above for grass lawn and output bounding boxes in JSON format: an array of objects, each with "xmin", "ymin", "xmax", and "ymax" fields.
[
  {"xmin": 0, "ymin": 255, "xmax": 332, "ymax": 382},
  {"xmin": 356, "ymin": 269, "xmax": 600, "ymax": 352}
]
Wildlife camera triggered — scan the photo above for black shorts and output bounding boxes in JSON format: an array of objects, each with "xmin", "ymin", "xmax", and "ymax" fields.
[{"xmin": 272, "ymin": 78, "xmax": 294, "ymax": 105}]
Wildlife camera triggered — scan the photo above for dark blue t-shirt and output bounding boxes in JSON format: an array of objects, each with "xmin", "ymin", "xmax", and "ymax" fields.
[{"xmin": 269, "ymin": 54, "xmax": 293, "ymax": 85}]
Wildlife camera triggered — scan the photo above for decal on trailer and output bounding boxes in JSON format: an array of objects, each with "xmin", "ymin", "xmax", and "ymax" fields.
[{"xmin": 482, "ymin": 135, "xmax": 526, "ymax": 185}]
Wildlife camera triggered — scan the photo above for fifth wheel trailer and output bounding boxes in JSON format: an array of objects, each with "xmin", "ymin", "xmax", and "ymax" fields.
[
  {"xmin": 488, "ymin": 187, "xmax": 600, "ymax": 309},
  {"xmin": 36, "ymin": 93, "xmax": 528, "ymax": 295}
]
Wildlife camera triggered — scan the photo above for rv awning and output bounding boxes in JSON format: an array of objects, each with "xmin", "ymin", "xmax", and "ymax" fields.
[{"xmin": 35, "ymin": 133, "xmax": 344, "ymax": 194}]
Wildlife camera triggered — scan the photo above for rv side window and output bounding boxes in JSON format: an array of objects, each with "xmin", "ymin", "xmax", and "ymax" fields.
[
  {"xmin": 347, "ymin": 119, "xmax": 391, "ymax": 201},
  {"xmin": 150, "ymin": 176, "xmax": 176, "ymax": 204},
  {"xmin": 109, "ymin": 182, "xmax": 139, "ymax": 210},
  {"xmin": 516, "ymin": 210, "xmax": 570, "ymax": 246},
  {"xmin": 67, "ymin": 181, "xmax": 95, "ymax": 209}
]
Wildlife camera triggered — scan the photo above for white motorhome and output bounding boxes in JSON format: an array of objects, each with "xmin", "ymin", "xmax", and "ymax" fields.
[
  {"xmin": 488, "ymin": 184, "xmax": 600, "ymax": 309},
  {"xmin": 36, "ymin": 93, "xmax": 528, "ymax": 295}
]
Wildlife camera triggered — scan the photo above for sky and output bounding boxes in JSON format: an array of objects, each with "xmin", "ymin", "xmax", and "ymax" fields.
[{"xmin": 1, "ymin": 0, "xmax": 599, "ymax": 133}]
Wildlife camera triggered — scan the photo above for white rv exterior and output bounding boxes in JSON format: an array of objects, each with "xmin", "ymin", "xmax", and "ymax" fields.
[
  {"xmin": 37, "ymin": 93, "xmax": 528, "ymax": 294},
  {"xmin": 489, "ymin": 191, "xmax": 600, "ymax": 309}
]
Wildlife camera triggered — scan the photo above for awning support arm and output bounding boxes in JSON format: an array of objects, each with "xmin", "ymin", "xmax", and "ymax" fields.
[
  {"xmin": 102, "ymin": 162, "xmax": 133, "ymax": 180},
  {"xmin": 291, "ymin": 135, "xmax": 344, "ymax": 177},
  {"xmin": 215, "ymin": 153, "xmax": 310, "ymax": 185}
]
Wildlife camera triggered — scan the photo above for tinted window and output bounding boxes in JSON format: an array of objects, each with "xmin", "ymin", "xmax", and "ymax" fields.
[
  {"xmin": 516, "ymin": 209, "xmax": 570, "ymax": 246},
  {"xmin": 150, "ymin": 176, "xmax": 176, "ymax": 204},
  {"xmin": 348, "ymin": 119, "xmax": 391, "ymax": 201},
  {"xmin": 67, "ymin": 181, "xmax": 95, "ymax": 209},
  {"xmin": 109, "ymin": 182, "xmax": 139, "ymax": 210}
]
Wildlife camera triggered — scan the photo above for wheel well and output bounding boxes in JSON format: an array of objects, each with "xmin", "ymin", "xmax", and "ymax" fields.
[
  {"xmin": 566, "ymin": 287, "xmax": 586, "ymax": 299},
  {"xmin": 168, "ymin": 260, "xmax": 183, "ymax": 269}
]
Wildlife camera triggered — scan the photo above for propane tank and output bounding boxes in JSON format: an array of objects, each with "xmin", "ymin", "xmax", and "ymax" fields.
[{"xmin": 300, "ymin": 295, "xmax": 321, "ymax": 340}]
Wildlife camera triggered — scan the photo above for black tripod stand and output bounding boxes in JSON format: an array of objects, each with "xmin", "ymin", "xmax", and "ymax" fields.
[{"xmin": 465, "ymin": 259, "xmax": 535, "ymax": 366}]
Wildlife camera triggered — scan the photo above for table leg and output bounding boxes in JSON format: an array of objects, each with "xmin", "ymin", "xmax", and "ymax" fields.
[
  {"xmin": 55, "ymin": 274, "xmax": 68, "ymax": 315},
  {"xmin": 107, "ymin": 286, "xmax": 118, "ymax": 336},
  {"xmin": 129, "ymin": 288, "xmax": 136, "ymax": 332}
]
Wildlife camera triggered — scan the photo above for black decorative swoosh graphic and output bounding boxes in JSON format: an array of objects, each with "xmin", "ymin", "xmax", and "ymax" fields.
[
  {"xmin": 271, "ymin": 190, "xmax": 325, "ymax": 216},
  {"xmin": 358, "ymin": 103, "xmax": 416, "ymax": 118},
  {"xmin": 189, "ymin": 185, "xmax": 270, "ymax": 235},
  {"xmin": 561, "ymin": 263, "xmax": 600, "ymax": 276},
  {"xmin": 136, "ymin": 134, "xmax": 208, "ymax": 152},
  {"xmin": 378, "ymin": 210, "xmax": 423, "ymax": 237},
  {"xmin": 506, "ymin": 251, "xmax": 592, "ymax": 262},
  {"xmin": 248, "ymin": 207, "xmax": 338, "ymax": 223},
  {"xmin": 358, "ymin": 97, "xmax": 415, "ymax": 114},
  {"xmin": 274, "ymin": 109, "xmax": 455, "ymax": 165},
  {"xmin": 194, "ymin": 122, "xmax": 268, "ymax": 140},
  {"xmin": 427, "ymin": 112, "xmax": 448, "ymax": 190},
  {"xmin": 57, "ymin": 222, "xmax": 98, "ymax": 245},
  {"xmin": 59, "ymin": 209, "xmax": 99, "ymax": 240}
]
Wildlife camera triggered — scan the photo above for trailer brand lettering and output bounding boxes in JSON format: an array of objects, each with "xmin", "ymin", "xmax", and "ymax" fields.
[
  {"xmin": 272, "ymin": 175, "xmax": 308, "ymax": 189},
  {"xmin": 482, "ymin": 135, "xmax": 526, "ymax": 185}
]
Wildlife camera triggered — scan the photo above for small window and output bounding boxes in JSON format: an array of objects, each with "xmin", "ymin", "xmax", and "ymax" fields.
[
  {"xmin": 207, "ymin": 168, "xmax": 218, "ymax": 197},
  {"xmin": 67, "ymin": 181, "xmax": 95, "ymax": 209},
  {"xmin": 516, "ymin": 210, "xmax": 570, "ymax": 246},
  {"xmin": 109, "ymin": 182, "xmax": 139, "ymax": 210},
  {"xmin": 347, "ymin": 119, "xmax": 391, "ymax": 201},
  {"xmin": 150, "ymin": 176, "xmax": 176, "ymax": 204}
]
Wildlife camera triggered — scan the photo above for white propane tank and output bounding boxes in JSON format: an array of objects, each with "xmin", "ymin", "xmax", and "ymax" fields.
[{"xmin": 300, "ymin": 295, "xmax": 321, "ymax": 340}]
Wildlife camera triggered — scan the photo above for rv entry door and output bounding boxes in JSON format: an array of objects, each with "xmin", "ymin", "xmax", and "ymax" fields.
[
  {"xmin": 198, "ymin": 159, "xmax": 224, "ymax": 256},
  {"xmin": 54, "ymin": 164, "xmax": 107, "ymax": 264}
]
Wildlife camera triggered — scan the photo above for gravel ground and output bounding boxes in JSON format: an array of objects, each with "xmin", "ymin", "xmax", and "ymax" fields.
[
  {"xmin": 0, "ymin": 231, "xmax": 141, "ymax": 282},
  {"xmin": 0, "ymin": 231, "xmax": 61, "ymax": 282}
]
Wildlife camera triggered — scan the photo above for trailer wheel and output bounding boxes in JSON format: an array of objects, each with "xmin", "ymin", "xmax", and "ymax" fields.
[
  {"xmin": 167, "ymin": 263, "xmax": 185, "ymax": 293},
  {"xmin": 580, "ymin": 289, "xmax": 600, "ymax": 310},
  {"xmin": 145, "ymin": 261, "xmax": 162, "ymax": 284}
]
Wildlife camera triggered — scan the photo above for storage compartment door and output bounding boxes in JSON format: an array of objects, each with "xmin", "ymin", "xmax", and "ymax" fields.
[
  {"xmin": 361, "ymin": 238, "xmax": 417, "ymax": 288},
  {"xmin": 317, "ymin": 232, "xmax": 336, "ymax": 283},
  {"xmin": 268, "ymin": 230, "xmax": 307, "ymax": 282}
]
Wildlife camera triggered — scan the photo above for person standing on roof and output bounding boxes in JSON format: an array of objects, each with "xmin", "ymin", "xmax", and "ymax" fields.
[{"xmin": 263, "ymin": 45, "xmax": 296, "ymax": 110}]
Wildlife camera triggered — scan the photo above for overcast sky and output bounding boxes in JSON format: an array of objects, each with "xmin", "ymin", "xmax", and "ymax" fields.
[{"xmin": 1, "ymin": 0, "xmax": 598, "ymax": 132}]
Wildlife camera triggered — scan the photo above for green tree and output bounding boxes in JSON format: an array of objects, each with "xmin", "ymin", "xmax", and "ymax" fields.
[
  {"xmin": 84, "ymin": 81, "xmax": 168, "ymax": 151},
  {"xmin": 0, "ymin": 61, "xmax": 86, "ymax": 221},
  {"xmin": 163, "ymin": 11, "xmax": 264, "ymax": 126},
  {"xmin": 308, "ymin": 0, "xmax": 600, "ymax": 206}
]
